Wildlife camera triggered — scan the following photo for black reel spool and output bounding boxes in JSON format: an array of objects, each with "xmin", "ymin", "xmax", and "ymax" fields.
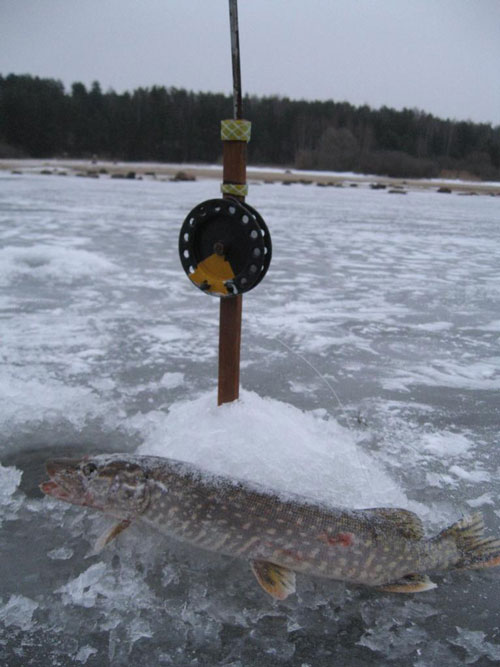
[{"xmin": 179, "ymin": 198, "xmax": 272, "ymax": 297}]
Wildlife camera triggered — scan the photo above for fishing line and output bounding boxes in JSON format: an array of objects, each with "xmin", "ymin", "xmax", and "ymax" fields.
[
  {"xmin": 272, "ymin": 336, "xmax": 376, "ymax": 496},
  {"xmin": 274, "ymin": 337, "xmax": 353, "ymax": 428},
  {"xmin": 270, "ymin": 336, "xmax": 452, "ymax": 506}
]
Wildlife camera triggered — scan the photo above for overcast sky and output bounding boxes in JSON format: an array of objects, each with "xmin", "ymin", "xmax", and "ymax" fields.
[{"xmin": 1, "ymin": 0, "xmax": 499, "ymax": 125}]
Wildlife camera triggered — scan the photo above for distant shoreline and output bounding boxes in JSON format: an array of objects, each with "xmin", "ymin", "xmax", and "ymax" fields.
[{"xmin": 2, "ymin": 158, "xmax": 500, "ymax": 196}]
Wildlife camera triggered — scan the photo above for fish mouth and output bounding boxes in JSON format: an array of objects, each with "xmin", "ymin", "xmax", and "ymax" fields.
[{"xmin": 40, "ymin": 458, "xmax": 87, "ymax": 505}]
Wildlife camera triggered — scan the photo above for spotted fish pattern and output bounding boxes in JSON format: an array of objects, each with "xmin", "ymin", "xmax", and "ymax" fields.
[{"xmin": 41, "ymin": 455, "xmax": 500, "ymax": 599}]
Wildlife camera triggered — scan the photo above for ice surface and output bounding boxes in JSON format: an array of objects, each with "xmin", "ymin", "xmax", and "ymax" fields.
[{"xmin": 1, "ymin": 173, "xmax": 499, "ymax": 665}]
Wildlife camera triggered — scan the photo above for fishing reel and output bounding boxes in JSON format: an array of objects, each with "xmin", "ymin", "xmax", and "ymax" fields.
[{"xmin": 179, "ymin": 198, "xmax": 272, "ymax": 297}]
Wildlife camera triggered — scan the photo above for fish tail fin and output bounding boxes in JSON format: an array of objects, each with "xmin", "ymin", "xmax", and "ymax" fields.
[{"xmin": 441, "ymin": 512, "xmax": 500, "ymax": 570}]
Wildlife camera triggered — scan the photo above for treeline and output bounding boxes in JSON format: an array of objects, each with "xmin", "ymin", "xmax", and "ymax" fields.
[{"xmin": 1, "ymin": 73, "xmax": 500, "ymax": 180}]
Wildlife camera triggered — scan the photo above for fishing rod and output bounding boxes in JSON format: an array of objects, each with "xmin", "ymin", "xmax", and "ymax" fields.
[{"xmin": 178, "ymin": 0, "xmax": 272, "ymax": 406}]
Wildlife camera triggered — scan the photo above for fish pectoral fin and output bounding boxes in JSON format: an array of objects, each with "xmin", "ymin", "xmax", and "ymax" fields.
[
  {"xmin": 86, "ymin": 519, "xmax": 131, "ymax": 557},
  {"xmin": 250, "ymin": 560, "xmax": 296, "ymax": 600},
  {"xmin": 375, "ymin": 573, "xmax": 437, "ymax": 594}
]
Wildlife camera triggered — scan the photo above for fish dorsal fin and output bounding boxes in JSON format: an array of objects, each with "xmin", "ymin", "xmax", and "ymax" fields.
[
  {"xmin": 86, "ymin": 519, "xmax": 131, "ymax": 557},
  {"xmin": 376, "ymin": 573, "xmax": 437, "ymax": 594},
  {"xmin": 363, "ymin": 508, "xmax": 425, "ymax": 540},
  {"xmin": 250, "ymin": 560, "xmax": 296, "ymax": 600}
]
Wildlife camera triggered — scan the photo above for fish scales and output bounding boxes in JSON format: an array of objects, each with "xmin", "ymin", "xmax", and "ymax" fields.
[
  {"xmin": 40, "ymin": 454, "xmax": 500, "ymax": 598},
  {"xmin": 141, "ymin": 459, "xmax": 440, "ymax": 584}
]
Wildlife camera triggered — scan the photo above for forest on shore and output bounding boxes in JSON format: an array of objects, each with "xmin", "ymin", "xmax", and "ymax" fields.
[{"xmin": 1, "ymin": 73, "xmax": 499, "ymax": 180}]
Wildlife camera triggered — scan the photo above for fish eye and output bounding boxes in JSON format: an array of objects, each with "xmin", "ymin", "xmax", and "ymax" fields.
[{"xmin": 82, "ymin": 462, "xmax": 98, "ymax": 476}]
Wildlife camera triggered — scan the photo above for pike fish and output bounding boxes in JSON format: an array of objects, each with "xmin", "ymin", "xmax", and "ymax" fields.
[{"xmin": 40, "ymin": 454, "xmax": 500, "ymax": 599}]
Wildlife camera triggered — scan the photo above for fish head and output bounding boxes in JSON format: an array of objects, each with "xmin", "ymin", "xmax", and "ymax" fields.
[{"xmin": 40, "ymin": 455, "xmax": 150, "ymax": 518}]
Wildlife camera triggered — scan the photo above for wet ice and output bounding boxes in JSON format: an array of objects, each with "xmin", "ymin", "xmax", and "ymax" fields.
[{"xmin": 1, "ymin": 172, "xmax": 500, "ymax": 665}]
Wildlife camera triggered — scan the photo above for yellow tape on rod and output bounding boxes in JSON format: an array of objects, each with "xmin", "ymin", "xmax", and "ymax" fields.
[
  {"xmin": 220, "ymin": 119, "xmax": 251, "ymax": 142},
  {"xmin": 221, "ymin": 183, "xmax": 249, "ymax": 197}
]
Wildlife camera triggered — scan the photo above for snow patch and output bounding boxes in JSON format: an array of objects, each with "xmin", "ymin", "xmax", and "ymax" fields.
[
  {"xmin": 137, "ymin": 389, "xmax": 409, "ymax": 510},
  {"xmin": 466, "ymin": 493, "xmax": 496, "ymax": 508},
  {"xmin": 420, "ymin": 431, "xmax": 474, "ymax": 459},
  {"xmin": 158, "ymin": 371, "xmax": 184, "ymax": 389},
  {"xmin": 449, "ymin": 465, "xmax": 491, "ymax": 483},
  {"xmin": 0, "ymin": 369, "xmax": 109, "ymax": 433},
  {"xmin": 0, "ymin": 244, "xmax": 117, "ymax": 284}
]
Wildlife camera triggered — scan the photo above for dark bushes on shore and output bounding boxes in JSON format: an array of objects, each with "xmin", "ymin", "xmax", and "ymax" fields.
[{"xmin": 1, "ymin": 74, "xmax": 499, "ymax": 181}]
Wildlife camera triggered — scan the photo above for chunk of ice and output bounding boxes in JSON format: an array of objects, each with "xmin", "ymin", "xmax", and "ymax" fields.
[
  {"xmin": 451, "ymin": 627, "xmax": 500, "ymax": 664},
  {"xmin": 58, "ymin": 562, "xmax": 107, "ymax": 608},
  {"xmin": 0, "ymin": 594, "xmax": 38, "ymax": 631},
  {"xmin": 449, "ymin": 465, "xmax": 490, "ymax": 483},
  {"xmin": 420, "ymin": 431, "xmax": 473, "ymax": 459},
  {"xmin": 466, "ymin": 492, "xmax": 495, "ymax": 508},
  {"xmin": 74, "ymin": 645, "xmax": 98, "ymax": 664},
  {"xmin": 48, "ymin": 546, "xmax": 74, "ymax": 560},
  {"xmin": 0, "ymin": 464, "xmax": 22, "ymax": 504},
  {"xmin": 0, "ymin": 464, "xmax": 23, "ymax": 526},
  {"xmin": 358, "ymin": 599, "xmax": 438, "ymax": 658},
  {"xmin": 159, "ymin": 371, "xmax": 184, "ymax": 389}
]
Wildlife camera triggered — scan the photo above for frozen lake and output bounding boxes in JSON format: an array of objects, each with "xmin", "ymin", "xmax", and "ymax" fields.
[{"xmin": 1, "ymin": 172, "xmax": 500, "ymax": 665}]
